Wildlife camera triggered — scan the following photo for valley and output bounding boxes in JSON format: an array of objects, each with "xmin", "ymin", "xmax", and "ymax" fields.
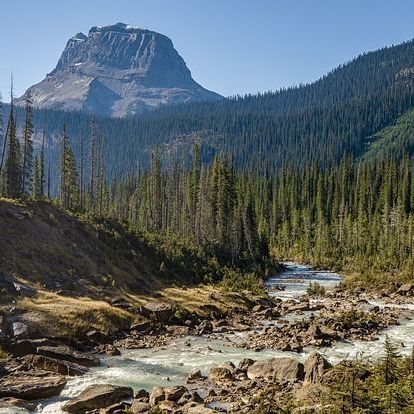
[{"xmin": 1, "ymin": 7, "xmax": 414, "ymax": 413}]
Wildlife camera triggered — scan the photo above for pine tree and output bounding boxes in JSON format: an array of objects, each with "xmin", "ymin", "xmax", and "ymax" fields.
[
  {"xmin": 21, "ymin": 91, "xmax": 34, "ymax": 195},
  {"xmin": 4, "ymin": 95, "xmax": 21, "ymax": 199},
  {"xmin": 60, "ymin": 126, "xmax": 78, "ymax": 210}
]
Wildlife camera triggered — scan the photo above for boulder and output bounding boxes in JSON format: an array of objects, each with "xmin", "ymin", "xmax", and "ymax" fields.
[
  {"xmin": 208, "ymin": 366, "xmax": 233, "ymax": 383},
  {"xmin": 247, "ymin": 357, "xmax": 305, "ymax": 383},
  {"xmin": 0, "ymin": 371, "xmax": 67, "ymax": 400},
  {"xmin": 252, "ymin": 304, "xmax": 266, "ymax": 313},
  {"xmin": 130, "ymin": 320, "xmax": 151, "ymax": 333},
  {"xmin": 238, "ymin": 358, "xmax": 255, "ymax": 371},
  {"xmin": 11, "ymin": 338, "xmax": 58, "ymax": 357},
  {"xmin": 158, "ymin": 400, "xmax": 180, "ymax": 412},
  {"xmin": 12, "ymin": 322, "xmax": 29, "ymax": 339},
  {"xmin": 86, "ymin": 330, "xmax": 108, "ymax": 344},
  {"xmin": 22, "ymin": 354, "xmax": 88, "ymax": 376},
  {"xmin": 62, "ymin": 384, "xmax": 133, "ymax": 413},
  {"xmin": 149, "ymin": 386, "xmax": 165, "ymax": 405},
  {"xmin": 36, "ymin": 345, "xmax": 100, "ymax": 367},
  {"xmin": 164, "ymin": 385, "xmax": 187, "ymax": 401},
  {"xmin": 134, "ymin": 389, "xmax": 149, "ymax": 401},
  {"xmin": 0, "ymin": 397, "xmax": 37, "ymax": 412},
  {"xmin": 130, "ymin": 401, "xmax": 151, "ymax": 413},
  {"xmin": 141, "ymin": 302, "xmax": 173, "ymax": 323},
  {"xmin": 12, "ymin": 283, "xmax": 37, "ymax": 298},
  {"xmin": 100, "ymin": 401, "xmax": 131, "ymax": 413},
  {"xmin": 183, "ymin": 402, "xmax": 217, "ymax": 413},
  {"xmin": 197, "ymin": 320, "xmax": 213, "ymax": 335},
  {"xmin": 304, "ymin": 352, "xmax": 332, "ymax": 384},
  {"xmin": 186, "ymin": 368, "xmax": 203, "ymax": 382},
  {"xmin": 397, "ymin": 283, "xmax": 414, "ymax": 295}
]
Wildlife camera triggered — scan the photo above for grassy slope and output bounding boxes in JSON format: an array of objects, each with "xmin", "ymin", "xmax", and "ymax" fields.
[
  {"xmin": 0, "ymin": 199, "xmax": 264, "ymax": 340},
  {"xmin": 362, "ymin": 107, "xmax": 414, "ymax": 160}
]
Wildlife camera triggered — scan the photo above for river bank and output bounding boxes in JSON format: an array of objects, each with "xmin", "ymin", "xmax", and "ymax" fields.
[{"xmin": 1, "ymin": 263, "xmax": 414, "ymax": 413}]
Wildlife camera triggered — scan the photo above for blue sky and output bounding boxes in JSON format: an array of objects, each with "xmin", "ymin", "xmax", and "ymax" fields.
[{"xmin": 1, "ymin": 0, "xmax": 414, "ymax": 101}]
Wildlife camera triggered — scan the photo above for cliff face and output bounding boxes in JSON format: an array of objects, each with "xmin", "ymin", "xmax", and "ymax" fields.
[{"xmin": 19, "ymin": 23, "xmax": 221, "ymax": 117}]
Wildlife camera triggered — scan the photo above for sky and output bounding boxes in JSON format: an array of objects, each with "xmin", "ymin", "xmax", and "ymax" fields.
[{"xmin": 1, "ymin": 0, "xmax": 414, "ymax": 101}]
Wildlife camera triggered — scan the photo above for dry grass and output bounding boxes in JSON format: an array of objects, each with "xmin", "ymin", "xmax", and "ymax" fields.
[
  {"xmin": 0, "ymin": 346, "xmax": 9, "ymax": 359},
  {"xmin": 157, "ymin": 285, "xmax": 259, "ymax": 315},
  {"xmin": 16, "ymin": 291, "xmax": 134, "ymax": 340}
]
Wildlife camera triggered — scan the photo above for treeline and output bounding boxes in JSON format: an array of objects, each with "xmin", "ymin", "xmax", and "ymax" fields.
[
  {"xmin": 3, "ymin": 93, "xmax": 414, "ymax": 285},
  {"xmin": 4, "ymin": 37, "xmax": 414, "ymax": 187},
  {"xmin": 111, "ymin": 154, "xmax": 414, "ymax": 284}
]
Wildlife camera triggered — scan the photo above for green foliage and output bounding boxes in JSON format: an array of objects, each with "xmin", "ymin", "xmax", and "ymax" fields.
[
  {"xmin": 322, "ymin": 339, "xmax": 414, "ymax": 414},
  {"xmin": 220, "ymin": 268, "xmax": 265, "ymax": 295},
  {"xmin": 307, "ymin": 281, "xmax": 326, "ymax": 296}
]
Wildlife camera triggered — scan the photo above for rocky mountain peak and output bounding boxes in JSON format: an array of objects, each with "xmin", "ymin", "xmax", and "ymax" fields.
[{"xmin": 19, "ymin": 23, "xmax": 221, "ymax": 117}]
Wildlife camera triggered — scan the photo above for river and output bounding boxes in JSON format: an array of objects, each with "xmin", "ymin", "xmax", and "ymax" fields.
[{"xmin": 12, "ymin": 262, "xmax": 414, "ymax": 413}]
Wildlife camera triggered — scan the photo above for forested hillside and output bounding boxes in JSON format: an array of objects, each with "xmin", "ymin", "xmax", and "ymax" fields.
[{"xmin": 3, "ymin": 37, "xmax": 414, "ymax": 185}]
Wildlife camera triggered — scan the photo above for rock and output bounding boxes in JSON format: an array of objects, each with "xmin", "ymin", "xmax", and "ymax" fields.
[
  {"xmin": 12, "ymin": 322, "xmax": 29, "ymax": 339},
  {"xmin": 100, "ymin": 401, "xmax": 131, "ymax": 413},
  {"xmin": 158, "ymin": 400, "xmax": 180, "ymax": 412},
  {"xmin": 304, "ymin": 352, "xmax": 332, "ymax": 383},
  {"xmin": 11, "ymin": 338, "xmax": 58, "ymax": 357},
  {"xmin": 0, "ymin": 364, "xmax": 8, "ymax": 379},
  {"xmin": 208, "ymin": 366, "xmax": 233, "ymax": 383},
  {"xmin": 12, "ymin": 283, "xmax": 37, "ymax": 297},
  {"xmin": 252, "ymin": 304, "xmax": 265, "ymax": 313},
  {"xmin": 134, "ymin": 389, "xmax": 149, "ymax": 401},
  {"xmin": 101, "ymin": 344, "xmax": 121, "ymax": 356},
  {"xmin": 130, "ymin": 401, "xmax": 151, "ymax": 413},
  {"xmin": 22, "ymin": 354, "xmax": 88, "ymax": 376},
  {"xmin": 37, "ymin": 346, "xmax": 100, "ymax": 367},
  {"xmin": 86, "ymin": 330, "xmax": 107, "ymax": 344},
  {"xmin": 0, "ymin": 371, "xmax": 67, "ymax": 400},
  {"xmin": 397, "ymin": 283, "xmax": 414, "ymax": 295},
  {"xmin": 247, "ymin": 357, "xmax": 305, "ymax": 383},
  {"xmin": 183, "ymin": 402, "xmax": 217, "ymax": 413},
  {"xmin": 238, "ymin": 358, "xmax": 255, "ymax": 371},
  {"xmin": 187, "ymin": 368, "xmax": 203, "ymax": 382},
  {"xmin": 62, "ymin": 384, "xmax": 133, "ymax": 413},
  {"xmin": 130, "ymin": 320, "xmax": 151, "ymax": 333},
  {"xmin": 0, "ymin": 397, "xmax": 37, "ymax": 412},
  {"xmin": 164, "ymin": 385, "xmax": 187, "ymax": 401},
  {"xmin": 197, "ymin": 320, "xmax": 213, "ymax": 335},
  {"xmin": 141, "ymin": 302, "xmax": 173, "ymax": 323},
  {"xmin": 149, "ymin": 386, "xmax": 165, "ymax": 405},
  {"xmin": 111, "ymin": 298, "xmax": 132, "ymax": 309}
]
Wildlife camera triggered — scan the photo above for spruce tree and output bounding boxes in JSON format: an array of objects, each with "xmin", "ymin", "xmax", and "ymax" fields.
[{"xmin": 21, "ymin": 91, "xmax": 34, "ymax": 195}]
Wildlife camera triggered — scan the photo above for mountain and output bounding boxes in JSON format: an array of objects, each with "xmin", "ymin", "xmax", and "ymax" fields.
[{"xmin": 18, "ymin": 23, "xmax": 222, "ymax": 117}]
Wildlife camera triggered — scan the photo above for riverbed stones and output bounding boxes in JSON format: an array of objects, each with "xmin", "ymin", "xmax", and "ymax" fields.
[
  {"xmin": 0, "ymin": 370, "xmax": 67, "ymax": 399},
  {"xmin": 62, "ymin": 384, "xmax": 133, "ymax": 413},
  {"xmin": 247, "ymin": 357, "xmax": 305, "ymax": 383}
]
